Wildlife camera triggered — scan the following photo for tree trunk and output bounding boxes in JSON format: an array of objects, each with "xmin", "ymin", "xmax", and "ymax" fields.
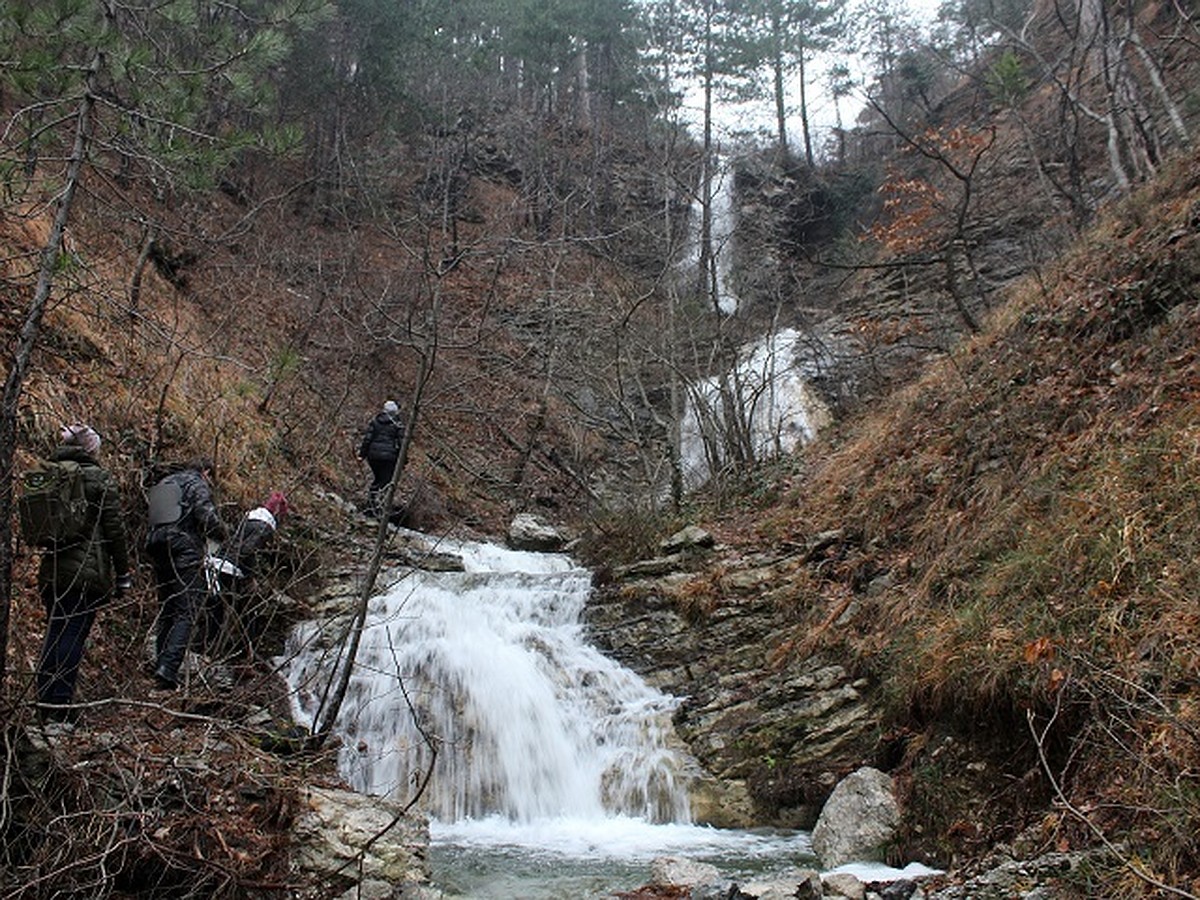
[
  {"xmin": 0, "ymin": 65, "xmax": 97, "ymax": 689},
  {"xmin": 1126, "ymin": 28, "xmax": 1189, "ymax": 147},
  {"xmin": 576, "ymin": 45, "xmax": 592, "ymax": 131},
  {"xmin": 1079, "ymin": 0, "xmax": 1156, "ymax": 185},
  {"xmin": 770, "ymin": 8, "xmax": 789, "ymax": 160},
  {"xmin": 312, "ymin": 342, "xmax": 433, "ymax": 745},
  {"xmin": 797, "ymin": 46, "xmax": 814, "ymax": 168},
  {"xmin": 699, "ymin": 0, "xmax": 717, "ymax": 311}
]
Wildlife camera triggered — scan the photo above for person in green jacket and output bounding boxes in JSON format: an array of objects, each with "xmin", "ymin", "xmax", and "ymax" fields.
[{"xmin": 35, "ymin": 424, "xmax": 132, "ymax": 724}]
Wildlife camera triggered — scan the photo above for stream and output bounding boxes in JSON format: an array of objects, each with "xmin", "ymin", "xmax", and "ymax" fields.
[{"xmin": 281, "ymin": 534, "xmax": 926, "ymax": 897}]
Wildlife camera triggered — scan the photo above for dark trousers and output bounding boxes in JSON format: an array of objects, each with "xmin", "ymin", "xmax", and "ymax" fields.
[
  {"xmin": 149, "ymin": 543, "xmax": 206, "ymax": 685},
  {"xmin": 37, "ymin": 584, "xmax": 99, "ymax": 717},
  {"xmin": 367, "ymin": 456, "xmax": 396, "ymax": 513},
  {"xmin": 201, "ymin": 571, "xmax": 254, "ymax": 660}
]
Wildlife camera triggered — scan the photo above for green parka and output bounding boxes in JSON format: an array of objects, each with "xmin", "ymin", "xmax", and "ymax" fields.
[{"xmin": 37, "ymin": 445, "xmax": 130, "ymax": 599}]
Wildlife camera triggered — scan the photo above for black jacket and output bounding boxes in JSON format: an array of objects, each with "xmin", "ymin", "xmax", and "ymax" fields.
[
  {"xmin": 38, "ymin": 445, "xmax": 129, "ymax": 598},
  {"xmin": 145, "ymin": 469, "xmax": 227, "ymax": 570},
  {"xmin": 359, "ymin": 411, "xmax": 404, "ymax": 462},
  {"xmin": 218, "ymin": 507, "xmax": 277, "ymax": 579}
]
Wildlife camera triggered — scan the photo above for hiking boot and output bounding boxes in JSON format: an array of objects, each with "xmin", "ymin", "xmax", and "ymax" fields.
[{"xmin": 151, "ymin": 668, "xmax": 179, "ymax": 692}]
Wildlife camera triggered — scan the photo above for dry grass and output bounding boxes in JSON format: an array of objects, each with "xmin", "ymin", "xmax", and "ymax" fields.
[{"xmin": 748, "ymin": 145, "xmax": 1200, "ymax": 879}]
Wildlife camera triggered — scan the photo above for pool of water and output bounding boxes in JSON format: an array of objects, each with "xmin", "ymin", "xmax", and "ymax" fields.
[
  {"xmin": 429, "ymin": 817, "xmax": 942, "ymax": 899},
  {"xmin": 429, "ymin": 816, "xmax": 816, "ymax": 899}
]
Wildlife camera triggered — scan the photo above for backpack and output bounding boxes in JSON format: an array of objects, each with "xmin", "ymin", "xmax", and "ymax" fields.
[
  {"xmin": 147, "ymin": 477, "xmax": 185, "ymax": 527},
  {"xmin": 18, "ymin": 458, "xmax": 90, "ymax": 547}
]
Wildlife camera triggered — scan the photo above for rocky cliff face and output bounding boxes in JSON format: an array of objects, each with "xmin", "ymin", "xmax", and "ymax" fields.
[{"xmin": 584, "ymin": 534, "xmax": 884, "ymax": 829}]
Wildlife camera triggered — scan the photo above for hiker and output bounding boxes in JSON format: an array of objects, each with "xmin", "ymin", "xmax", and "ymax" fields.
[
  {"xmin": 145, "ymin": 458, "xmax": 227, "ymax": 689},
  {"xmin": 33, "ymin": 424, "xmax": 132, "ymax": 724},
  {"xmin": 202, "ymin": 490, "xmax": 289, "ymax": 660},
  {"xmin": 358, "ymin": 399, "xmax": 405, "ymax": 517}
]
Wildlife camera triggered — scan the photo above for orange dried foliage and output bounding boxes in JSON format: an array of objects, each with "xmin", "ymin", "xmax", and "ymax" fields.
[{"xmin": 869, "ymin": 125, "xmax": 996, "ymax": 254}]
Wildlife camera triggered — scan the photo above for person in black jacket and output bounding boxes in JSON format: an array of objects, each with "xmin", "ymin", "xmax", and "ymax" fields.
[
  {"xmin": 35, "ymin": 424, "xmax": 132, "ymax": 723},
  {"xmin": 145, "ymin": 458, "xmax": 227, "ymax": 689},
  {"xmin": 358, "ymin": 400, "xmax": 405, "ymax": 517},
  {"xmin": 203, "ymin": 490, "xmax": 288, "ymax": 660}
]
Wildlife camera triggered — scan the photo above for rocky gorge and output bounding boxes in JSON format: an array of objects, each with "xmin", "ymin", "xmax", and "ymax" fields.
[
  {"xmin": 260, "ymin": 514, "xmax": 1129, "ymax": 900},
  {"xmin": 585, "ymin": 525, "xmax": 883, "ymax": 832}
]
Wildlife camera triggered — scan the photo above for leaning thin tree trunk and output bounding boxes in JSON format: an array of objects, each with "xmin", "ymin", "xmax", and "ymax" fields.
[
  {"xmin": 1127, "ymin": 28, "xmax": 1189, "ymax": 147},
  {"xmin": 0, "ymin": 73, "xmax": 96, "ymax": 690},
  {"xmin": 311, "ymin": 297, "xmax": 438, "ymax": 745}
]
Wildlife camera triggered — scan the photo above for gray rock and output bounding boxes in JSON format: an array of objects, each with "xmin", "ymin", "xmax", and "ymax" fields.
[
  {"xmin": 688, "ymin": 775, "xmax": 756, "ymax": 828},
  {"xmin": 660, "ymin": 525, "xmax": 715, "ymax": 553},
  {"xmin": 811, "ymin": 767, "xmax": 900, "ymax": 869},
  {"xmin": 649, "ymin": 854, "xmax": 722, "ymax": 888},
  {"xmin": 823, "ymin": 871, "xmax": 867, "ymax": 899},
  {"xmin": 612, "ymin": 553, "xmax": 687, "ymax": 579},
  {"xmin": 740, "ymin": 868, "xmax": 822, "ymax": 899},
  {"xmin": 875, "ymin": 879, "xmax": 918, "ymax": 899},
  {"xmin": 291, "ymin": 785, "xmax": 430, "ymax": 895},
  {"xmin": 506, "ymin": 513, "xmax": 568, "ymax": 551}
]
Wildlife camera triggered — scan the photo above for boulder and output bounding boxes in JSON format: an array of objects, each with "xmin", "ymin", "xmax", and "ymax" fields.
[
  {"xmin": 810, "ymin": 767, "xmax": 900, "ymax": 869},
  {"xmin": 741, "ymin": 868, "xmax": 823, "ymax": 899},
  {"xmin": 291, "ymin": 785, "xmax": 430, "ymax": 896},
  {"xmin": 649, "ymin": 855, "xmax": 722, "ymax": 889},
  {"xmin": 822, "ymin": 871, "xmax": 867, "ymax": 899},
  {"xmin": 506, "ymin": 513, "xmax": 567, "ymax": 551},
  {"xmin": 660, "ymin": 525, "xmax": 715, "ymax": 554}
]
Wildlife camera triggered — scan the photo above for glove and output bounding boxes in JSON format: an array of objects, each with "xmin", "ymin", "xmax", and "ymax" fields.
[{"xmin": 115, "ymin": 573, "xmax": 133, "ymax": 596}]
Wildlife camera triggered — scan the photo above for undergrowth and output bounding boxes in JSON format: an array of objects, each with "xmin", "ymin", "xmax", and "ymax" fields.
[{"xmin": 728, "ymin": 146, "xmax": 1200, "ymax": 883}]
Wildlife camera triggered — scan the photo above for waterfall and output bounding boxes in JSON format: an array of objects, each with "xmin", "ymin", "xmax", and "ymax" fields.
[
  {"xmin": 281, "ymin": 539, "xmax": 692, "ymax": 825},
  {"xmin": 676, "ymin": 155, "xmax": 833, "ymax": 487},
  {"xmin": 680, "ymin": 328, "xmax": 832, "ymax": 487},
  {"xmin": 279, "ymin": 536, "xmax": 941, "ymax": 897},
  {"xmin": 682, "ymin": 158, "xmax": 738, "ymax": 315}
]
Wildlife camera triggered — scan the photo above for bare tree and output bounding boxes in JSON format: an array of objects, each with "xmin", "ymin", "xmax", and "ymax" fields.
[{"xmin": 0, "ymin": 62, "xmax": 98, "ymax": 688}]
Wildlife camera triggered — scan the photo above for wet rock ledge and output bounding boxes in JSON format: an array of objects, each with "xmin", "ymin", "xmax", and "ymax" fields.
[{"xmin": 583, "ymin": 526, "xmax": 884, "ymax": 829}]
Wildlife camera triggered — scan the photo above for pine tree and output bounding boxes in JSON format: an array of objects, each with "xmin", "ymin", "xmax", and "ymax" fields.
[{"xmin": 0, "ymin": 0, "xmax": 328, "ymax": 688}]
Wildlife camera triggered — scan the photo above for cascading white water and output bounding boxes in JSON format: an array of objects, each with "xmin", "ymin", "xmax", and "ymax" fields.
[
  {"xmin": 682, "ymin": 157, "xmax": 739, "ymax": 315},
  {"xmin": 677, "ymin": 155, "xmax": 833, "ymax": 487},
  {"xmin": 281, "ymin": 539, "xmax": 691, "ymax": 825},
  {"xmin": 680, "ymin": 328, "xmax": 832, "ymax": 487},
  {"xmin": 280, "ymin": 534, "xmax": 942, "ymax": 897}
]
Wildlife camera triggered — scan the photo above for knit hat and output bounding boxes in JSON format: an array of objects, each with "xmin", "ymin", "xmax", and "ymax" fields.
[
  {"xmin": 383, "ymin": 400, "xmax": 399, "ymax": 415},
  {"xmin": 61, "ymin": 423, "xmax": 101, "ymax": 455},
  {"xmin": 264, "ymin": 491, "xmax": 290, "ymax": 519}
]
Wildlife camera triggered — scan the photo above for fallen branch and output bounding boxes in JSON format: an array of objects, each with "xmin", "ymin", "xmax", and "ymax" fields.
[{"xmin": 1027, "ymin": 687, "xmax": 1199, "ymax": 900}]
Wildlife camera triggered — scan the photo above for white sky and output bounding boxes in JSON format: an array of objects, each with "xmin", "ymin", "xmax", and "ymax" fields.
[{"xmin": 679, "ymin": 0, "xmax": 943, "ymax": 155}]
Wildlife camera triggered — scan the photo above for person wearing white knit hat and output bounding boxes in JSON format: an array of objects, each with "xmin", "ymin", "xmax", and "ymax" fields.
[{"xmin": 358, "ymin": 400, "xmax": 405, "ymax": 518}]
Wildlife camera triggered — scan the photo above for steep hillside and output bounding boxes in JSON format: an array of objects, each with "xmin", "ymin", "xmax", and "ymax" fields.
[{"xmin": 608, "ymin": 142, "xmax": 1200, "ymax": 893}]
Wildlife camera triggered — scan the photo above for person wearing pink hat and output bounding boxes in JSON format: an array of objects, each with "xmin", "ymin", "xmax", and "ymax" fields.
[
  {"xmin": 33, "ymin": 424, "xmax": 132, "ymax": 724},
  {"xmin": 202, "ymin": 491, "xmax": 289, "ymax": 660}
]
